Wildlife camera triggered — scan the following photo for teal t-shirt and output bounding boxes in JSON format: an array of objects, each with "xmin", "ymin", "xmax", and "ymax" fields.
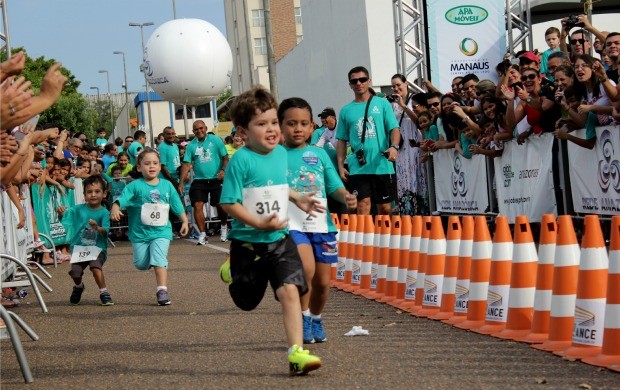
[
  {"xmin": 126, "ymin": 141, "xmax": 144, "ymax": 166},
  {"xmin": 460, "ymin": 132, "xmax": 476, "ymax": 159},
  {"xmin": 61, "ymin": 204, "xmax": 110, "ymax": 255},
  {"xmin": 96, "ymin": 137, "xmax": 108, "ymax": 148},
  {"xmin": 115, "ymin": 178, "xmax": 185, "ymax": 242},
  {"xmin": 585, "ymin": 112, "xmax": 598, "ymax": 140},
  {"xmin": 158, "ymin": 141, "xmax": 181, "ymax": 181},
  {"xmin": 285, "ymin": 145, "xmax": 344, "ymax": 233},
  {"xmin": 183, "ymin": 135, "xmax": 227, "ymax": 180},
  {"xmin": 541, "ymin": 47, "xmax": 560, "ymax": 79},
  {"xmin": 336, "ymin": 96, "xmax": 399, "ymax": 175},
  {"xmin": 424, "ymin": 125, "xmax": 440, "ymax": 142},
  {"xmin": 310, "ymin": 126, "xmax": 338, "ymax": 170},
  {"xmin": 220, "ymin": 145, "xmax": 289, "ymax": 243},
  {"xmin": 110, "ymin": 179, "xmax": 126, "ymax": 201}
]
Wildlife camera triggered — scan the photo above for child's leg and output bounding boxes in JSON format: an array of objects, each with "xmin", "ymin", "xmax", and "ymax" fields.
[
  {"xmin": 297, "ymin": 244, "xmax": 316, "ymax": 312},
  {"xmin": 154, "ymin": 266, "xmax": 168, "ymax": 287},
  {"xmin": 91, "ymin": 268, "xmax": 107, "ymax": 289},
  {"xmin": 309, "ymin": 262, "xmax": 332, "ymax": 315},
  {"xmin": 276, "ymin": 284, "xmax": 303, "ymax": 347}
]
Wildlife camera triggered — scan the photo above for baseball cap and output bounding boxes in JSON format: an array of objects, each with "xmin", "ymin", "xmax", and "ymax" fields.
[
  {"xmin": 519, "ymin": 51, "xmax": 540, "ymax": 65},
  {"xmin": 318, "ymin": 107, "xmax": 336, "ymax": 118}
]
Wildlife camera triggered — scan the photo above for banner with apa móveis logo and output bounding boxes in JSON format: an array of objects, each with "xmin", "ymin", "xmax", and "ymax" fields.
[
  {"xmin": 568, "ymin": 126, "xmax": 620, "ymax": 215},
  {"xmin": 433, "ymin": 149, "xmax": 489, "ymax": 215}
]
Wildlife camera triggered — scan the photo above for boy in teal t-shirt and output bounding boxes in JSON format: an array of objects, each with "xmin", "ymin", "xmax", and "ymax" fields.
[
  {"xmin": 279, "ymin": 97, "xmax": 357, "ymax": 345},
  {"xmin": 95, "ymin": 129, "xmax": 108, "ymax": 149},
  {"xmin": 219, "ymin": 87, "xmax": 325, "ymax": 376},
  {"xmin": 58, "ymin": 175, "xmax": 113, "ymax": 306}
]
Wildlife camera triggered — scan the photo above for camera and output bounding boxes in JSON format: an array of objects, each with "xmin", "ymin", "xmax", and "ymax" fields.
[
  {"xmin": 386, "ymin": 95, "xmax": 399, "ymax": 104},
  {"xmin": 355, "ymin": 148, "xmax": 367, "ymax": 166},
  {"xmin": 565, "ymin": 15, "xmax": 584, "ymax": 30},
  {"xmin": 510, "ymin": 81, "xmax": 523, "ymax": 90},
  {"xmin": 538, "ymin": 79, "xmax": 556, "ymax": 98},
  {"xmin": 555, "ymin": 88, "xmax": 564, "ymax": 104}
]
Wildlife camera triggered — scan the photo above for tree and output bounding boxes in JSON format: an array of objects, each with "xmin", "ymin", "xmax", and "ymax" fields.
[{"xmin": 216, "ymin": 87, "xmax": 233, "ymax": 122}]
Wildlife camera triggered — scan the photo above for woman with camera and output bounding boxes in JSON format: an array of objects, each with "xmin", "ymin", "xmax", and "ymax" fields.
[
  {"xmin": 389, "ymin": 74, "xmax": 427, "ymax": 215},
  {"xmin": 572, "ymin": 54, "xmax": 617, "ymax": 126}
]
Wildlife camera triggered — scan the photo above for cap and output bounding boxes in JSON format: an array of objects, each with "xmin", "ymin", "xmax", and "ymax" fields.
[
  {"xmin": 519, "ymin": 51, "xmax": 540, "ymax": 65},
  {"xmin": 318, "ymin": 107, "xmax": 336, "ymax": 118}
]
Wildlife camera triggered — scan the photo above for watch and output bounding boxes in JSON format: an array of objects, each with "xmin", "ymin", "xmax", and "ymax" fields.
[{"xmin": 390, "ymin": 144, "xmax": 400, "ymax": 151}]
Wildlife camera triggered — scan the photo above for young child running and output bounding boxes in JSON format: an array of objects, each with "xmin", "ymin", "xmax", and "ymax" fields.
[
  {"xmin": 279, "ymin": 97, "xmax": 357, "ymax": 344},
  {"xmin": 110, "ymin": 148, "xmax": 189, "ymax": 306},
  {"xmin": 218, "ymin": 86, "xmax": 325, "ymax": 376},
  {"xmin": 58, "ymin": 175, "xmax": 113, "ymax": 306}
]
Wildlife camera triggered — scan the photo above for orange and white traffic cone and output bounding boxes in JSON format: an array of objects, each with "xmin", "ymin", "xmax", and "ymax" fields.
[
  {"xmin": 416, "ymin": 216, "xmax": 447, "ymax": 318},
  {"xmin": 390, "ymin": 215, "xmax": 412, "ymax": 308},
  {"xmin": 473, "ymin": 215, "xmax": 513, "ymax": 335},
  {"xmin": 330, "ymin": 213, "xmax": 340, "ymax": 285},
  {"xmin": 443, "ymin": 216, "xmax": 474, "ymax": 325},
  {"xmin": 369, "ymin": 215, "xmax": 392, "ymax": 301},
  {"xmin": 517, "ymin": 214, "xmax": 557, "ymax": 343},
  {"xmin": 408, "ymin": 216, "xmax": 431, "ymax": 314},
  {"xmin": 493, "ymin": 215, "xmax": 538, "ymax": 340},
  {"xmin": 362, "ymin": 215, "xmax": 383, "ymax": 299},
  {"xmin": 398, "ymin": 215, "xmax": 423, "ymax": 311},
  {"xmin": 379, "ymin": 216, "xmax": 402, "ymax": 303},
  {"xmin": 582, "ymin": 215, "xmax": 620, "ymax": 371},
  {"xmin": 533, "ymin": 215, "xmax": 580, "ymax": 352},
  {"xmin": 455, "ymin": 215, "xmax": 492, "ymax": 330},
  {"xmin": 333, "ymin": 214, "xmax": 350, "ymax": 288},
  {"xmin": 430, "ymin": 216, "xmax": 461, "ymax": 320},
  {"xmin": 340, "ymin": 214, "xmax": 357, "ymax": 291},
  {"xmin": 353, "ymin": 215, "xmax": 375, "ymax": 296},
  {"xmin": 554, "ymin": 215, "xmax": 608, "ymax": 359},
  {"xmin": 344, "ymin": 214, "xmax": 364, "ymax": 293}
]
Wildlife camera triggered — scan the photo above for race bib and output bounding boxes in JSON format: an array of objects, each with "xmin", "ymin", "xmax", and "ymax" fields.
[
  {"xmin": 70, "ymin": 245, "xmax": 102, "ymax": 263},
  {"xmin": 141, "ymin": 203, "xmax": 170, "ymax": 226},
  {"xmin": 242, "ymin": 184, "xmax": 288, "ymax": 226},
  {"xmin": 288, "ymin": 197, "xmax": 328, "ymax": 233}
]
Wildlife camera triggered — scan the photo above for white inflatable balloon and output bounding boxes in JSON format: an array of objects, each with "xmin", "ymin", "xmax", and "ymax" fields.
[{"xmin": 144, "ymin": 19, "xmax": 233, "ymax": 106}]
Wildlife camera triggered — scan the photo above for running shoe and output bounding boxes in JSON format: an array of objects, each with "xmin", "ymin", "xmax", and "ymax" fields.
[
  {"xmin": 156, "ymin": 289, "xmax": 171, "ymax": 306},
  {"xmin": 220, "ymin": 225, "xmax": 228, "ymax": 242},
  {"xmin": 303, "ymin": 315, "xmax": 315, "ymax": 344},
  {"xmin": 70, "ymin": 285, "xmax": 85, "ymax": 305},
  {"xmin": 99, "ymin": 291, "xmax": 114, "ymax": 306},
  {"xmin": 288, "ymin": 345, "xmax": 322, "ymax": 376},
  {"xmin": 312, "ymin": 317, "xmax": 327, "ymax": 343},
  {"xmin": 197, "ymin": 235, "xmax": 208, "ymax": 246},
  {"xmin": 219, "ymin": 258, "xmax": 232, "ymax": 284}
]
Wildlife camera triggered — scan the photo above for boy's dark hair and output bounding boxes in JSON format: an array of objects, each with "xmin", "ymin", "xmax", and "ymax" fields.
[
  {"xmin": 426, "ymin": 91, "xmax": 443, "ymax": 100},
  {"xmin": 114, "ymin": 137, "xmax": 123, "ymax": 146},
  {"xmin": 411, "ymin": 92, "xmax": 428, "ymax": 108},
  {"xmin": 416, "ymin": 111, "xmax": 432, "ymax": 126},
  {"xmin": 606, "ymin": 32, "xmax": 620, "ymax": 43},
  {"xmin": 545, "ymin": 27, "xmax": 560, "ymax": 37},
  {"xmin": 460, "ymin": 73, "xmax": 480, "ymax": 85},
  {"xmin": 98, "ymin": 128, "xmax": 107, "ymax": 135},
  {"xmin": 230, "ymin": 86, "xmax": 278, "ymax": 129},
  {"xmin": 133, "ymin": 130, "xmax": 146, "ymax": 139},
  {"xmin": 111, "ymin": 165, "xmax": 123, "ymax": 174},
  {"xmin": 348, "ymin": 66, "xmax": 369, "ymax": 80},
  {"xmin": 83, "ymin": 174, "xmax": 107, "ymax": 192},
  {"xmin": 58, "ymin": 158, "xmax": 72, "ymax": 168},
  {"xmin": 277, "ymin": 97, "xmax": 313, "ymax": 123},
  {"xmin": 93, "ymin": 159, "xmax": 104, "ymax": 170},
  {"xmin": 103, "ymin": 143, "xmax": 116, "ymax": 154},
  {"xmin": 76, "ymin": 157, "xmax": 90, "ymax": 166}
]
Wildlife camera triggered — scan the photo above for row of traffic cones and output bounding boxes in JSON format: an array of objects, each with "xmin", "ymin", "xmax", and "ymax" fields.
[{"xmin": 329, "ymin": 213, "xmax": 619, "ymax": 372}]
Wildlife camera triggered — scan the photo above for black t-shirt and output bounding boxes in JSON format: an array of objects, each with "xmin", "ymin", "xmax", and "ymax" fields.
[{"xmin": 607, "ymin": 68, "xmax": 619, "ymax": 84}]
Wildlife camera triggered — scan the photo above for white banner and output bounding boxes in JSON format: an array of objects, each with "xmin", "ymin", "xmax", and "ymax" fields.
[
  {"xmin": 568, "ymin": 126, "xmax": 620, "ymax": 214},
  {"xmin": 494, "ymin": 133, "xmax": 557, "ymax": 223},
  {"xmin": 433, "ymin": 149, "xmax": 489, "ymax": 214},
  {"xmin": 427, "ymin": 0, "xmax": 506, "ymax": 93}
]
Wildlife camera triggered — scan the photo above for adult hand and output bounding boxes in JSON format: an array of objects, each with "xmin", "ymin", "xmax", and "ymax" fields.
[
  {"xmin": 515, "ymin": 86, "xmax": 529, "ymax": 101},
  {"xmin": 452, "ymin": 105, "xmax": 466, "ymax": 119},
  {"xmin": 577, "ymin": 15, "xmax": 592, "ymax": 31},
  {"xmin": 517, "ymin": 131, "xmax": 530, "ymax": 145},
  {"xmin": 339, "ymin": 166, "xmax": 349, "ymax": 183},
  {"xmin": 469, "ymin": 144, "xmax": 481, "ymax": 155},
  {"xmin": 554, "ymin": 129, "xmax": 568, "ymax": 140},
  {"xmin": 592, "ymin": 61, "xmax": 607, "ymax": 80},
  {"xmin": 0, "ymin": 51, "xmax": 26, "ymax": 82},
  {"xmin": 216, "ymin": 170, "xmax": 225, "ymax": 180},
  {"xmin": 385, "ymin": 147, "xmax": 398, "ymax": 162},
  {"xmin": 1, "ymin": 76, "xmax": 33, "ymax": 129},
  {"xmin": 56, "ymin": 205, "xmax": 67, "ymax": 218},
  {"xmin": 577, "ymin": 104, "xmax": 592, "ymax": 115},
  {"xmin": 38, "ymin": 62, "xmax": 67, "ymax": 105},
  {"xmin": 344, "ymin": 192, "xmax": 357, "ymax": 211},
  {"xmin": 500, "ymin": 84, "xmax": 515, "ymax": 100},
  {"xmin": 0, "ymin": 132, "xmax": 19, "ymax": 163}
]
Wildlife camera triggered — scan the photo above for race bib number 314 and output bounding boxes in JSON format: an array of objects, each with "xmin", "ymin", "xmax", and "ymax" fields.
[{"xmin": 242, "ymin": 184, "xmax": 288, "ymax": 226}]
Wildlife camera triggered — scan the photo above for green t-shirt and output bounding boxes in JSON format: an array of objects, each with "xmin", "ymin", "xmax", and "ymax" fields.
[
  {"xmin": 106, "ymin": 163, "xmax": 133, "ymax": 177},
  {"xmin": 336, "ymin": 96, "xmax": 399, "ymax": 175},
  {"xmin": 115, "ymin": 178, "xmax": 185, "ymax": 242},
  {"xmin": 310, "ymin": 126, "xmax": 338, "ymax": 170},
  {"xmin": 220, "ymin": 145, "xmax": 289, "ymax": 243},
  {"xmin": 126, "ymin": 141, "xmax": 144, "ymax": 166},
  {"xmin": 158, "ymin": 141, "xmax": 181, "ymax": 181},
  {"xmin": 61, "ymin": 204, "xmax": 110, "ymax": 255},
  {"xmin": 183, "ymin": 135, "xmax": 227, "ymax": 180},
  {"xmin": 285, "ymin": 145, "xmax": 343, "ymax": 233}
]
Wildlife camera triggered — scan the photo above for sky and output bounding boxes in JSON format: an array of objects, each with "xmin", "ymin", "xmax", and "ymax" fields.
[{"xmin": 3, "ymin": 1, "xmax": 617, "ymax": 96}]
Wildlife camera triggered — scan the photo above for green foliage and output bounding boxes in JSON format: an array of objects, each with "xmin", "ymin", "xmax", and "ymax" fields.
[{"xmin": 216, "ymin": 87, "xmax": 233, "ymax": 122}]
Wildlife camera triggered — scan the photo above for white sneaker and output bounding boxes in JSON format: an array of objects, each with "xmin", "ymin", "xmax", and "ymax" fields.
[
  {"xmin": 220, "ymin": 226, "xmax": 228, "ymax": 242},
  {"xmin": 197, "ymin": 235, "xmax": 208, "ymax": 246}
]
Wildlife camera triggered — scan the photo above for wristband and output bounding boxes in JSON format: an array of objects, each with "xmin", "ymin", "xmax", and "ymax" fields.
[
  {"xmin": 462, "ymin": 116, "xmax": 470, "ymax": 123},
  {"xmin": 389, "ymin": 144, "xmax": 399, "ymax": 151}
]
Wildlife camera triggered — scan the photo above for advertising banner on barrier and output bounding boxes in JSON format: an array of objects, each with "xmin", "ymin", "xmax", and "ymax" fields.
[
  {"xmin": 433, "ymin": 149, "xmax": 489, "ymax": 214},
  {"xmin": 568, "ymin": 126, "xmax": 620, "ymax": 215},
  {"xmin": 494, "ymin": 133, "xmax": 556, "ymax": 223},
  {"xmin": 426, "ymin": 0, "xmax": 506, "ymax": 93}
]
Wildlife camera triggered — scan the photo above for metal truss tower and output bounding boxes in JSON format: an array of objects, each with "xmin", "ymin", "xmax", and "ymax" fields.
[
  {"xmin": 506, "ymin": 0, "xmax": 533, "ymax": 54},
  {"xmin": 0, "ymin": 0, "xmax": 10, "ymax": 56},
  {"xmin": 392, "ymin": 0, "xmax": 428, "ymax": 93}
]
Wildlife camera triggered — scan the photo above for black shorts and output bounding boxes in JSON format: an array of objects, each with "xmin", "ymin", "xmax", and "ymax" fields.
[
  {"xmin": 228, "ymin": 236, "xmax": 308, "ymax": 311},
  {"xmin": 68, "ymin": 252, "xmax": 105, "ymax": 279},
  {"xmin": 189, "ymin": 179, "xmax": 222, "ymax": 207},
  {"xmin": 348, "ymin": 174, "xmax": 394, "ymax": 204}
]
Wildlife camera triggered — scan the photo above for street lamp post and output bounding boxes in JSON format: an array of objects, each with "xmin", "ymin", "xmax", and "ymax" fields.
[
  {"xmin": 89, "ymin": 86, "xmax": 100, "ymax": 100},
  {"xmin": 90, "ymin": 86, "xmax": 101, "ymax": 129},
  {"xmin": 98, "ymin": 69, "xmax": 115, "ymax": 138},
  {"xmin": 113, "ymin": 51, "xmax": 131, "ymax": 138},
  {"xmin": 129, "ymin": 21, "xmax": 155, "ymax": 147}
]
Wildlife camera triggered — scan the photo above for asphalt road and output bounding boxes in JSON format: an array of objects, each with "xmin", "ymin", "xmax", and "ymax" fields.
[{"xmin": 1, "ymin": 239, "xmax": 619, "ymax": 389}]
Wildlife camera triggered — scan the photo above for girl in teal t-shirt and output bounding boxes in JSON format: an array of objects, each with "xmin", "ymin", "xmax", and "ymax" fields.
[{"xmin": 110, "ymin": 148, "xmax": 189, "ymax": 306}]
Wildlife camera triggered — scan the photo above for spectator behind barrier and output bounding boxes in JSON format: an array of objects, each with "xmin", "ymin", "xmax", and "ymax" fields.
[{"xmin": 573, "ymin": 54, "xmax": 617, "ymax": 125}]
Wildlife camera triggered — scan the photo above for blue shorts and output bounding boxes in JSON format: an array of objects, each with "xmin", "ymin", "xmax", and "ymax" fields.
[
  {"xmin": 289, "ymin": 231, "xmax": 338, "ymax": 264},
  {"xmin": 132, "ymin": 238, "xmax": 170, "ymax": 270}
]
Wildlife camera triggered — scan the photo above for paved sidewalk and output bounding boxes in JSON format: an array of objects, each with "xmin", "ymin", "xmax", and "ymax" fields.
[{"xmin": 1, "ymin": 240, "xmax": 619, "ymax": 388}]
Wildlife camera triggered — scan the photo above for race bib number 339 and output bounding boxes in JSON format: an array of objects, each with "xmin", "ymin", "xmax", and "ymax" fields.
[{"xmin": 242, "ymin": 184, "xmax": 288, "ymax": 226}]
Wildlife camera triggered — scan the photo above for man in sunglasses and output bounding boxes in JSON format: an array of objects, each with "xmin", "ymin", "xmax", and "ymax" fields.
[
  {"xmin": 336, "ymin": 66, "xmax": 401, "ymax": 216},
  {"xmin": 605, "ymin": 32, "xmax": 620, "ymax": 84}
]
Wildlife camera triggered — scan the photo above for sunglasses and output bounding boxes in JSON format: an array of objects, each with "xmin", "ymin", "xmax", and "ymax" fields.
[
  {"xmin": 570, "ymin": 39, "xmax": 586, "ymax": 45},
  {"xmin": 429, "ymin": 102, "xmax": 440, "ymax": 108},
  {"xmin": 520, "ymin": 74, "xmax": 537, "ymax": 82},
  {"xmin": 349, "ymin": 77, "xmax": 369, "ymax": 85}
]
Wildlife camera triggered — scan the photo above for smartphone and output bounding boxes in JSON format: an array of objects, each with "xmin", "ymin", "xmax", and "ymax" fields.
[
  {"xmin": 12, "ymin": 115, "xmax": 40, "ymax": 140},
  {"xmin": 424, "ymin": 139, "xmax": 435, "ymax": 149}
]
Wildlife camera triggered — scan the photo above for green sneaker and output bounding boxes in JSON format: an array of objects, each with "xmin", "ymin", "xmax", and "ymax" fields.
[
  {"xmin": 220, "ymin": 258, "xmax": 232, "ymax": 284},
  {"xmin": 288, "ymin": 344, "xmax": 322, "ymax": 376}
]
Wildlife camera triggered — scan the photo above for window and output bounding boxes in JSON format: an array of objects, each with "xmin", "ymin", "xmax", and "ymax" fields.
[
  {"xmin": 252, "ymin": 9, "xmax": 265, "ymax": 27},
  {"xmin": 254, "ymin": 38, "xmax": 267, "ymax": 55},
  {"xmin": 296, "ymin": 35, "xmax": 303, "ymax": 44},
  {"xmin": 294, "ymin": 7, "xmax": 302, "ymax": 24}
]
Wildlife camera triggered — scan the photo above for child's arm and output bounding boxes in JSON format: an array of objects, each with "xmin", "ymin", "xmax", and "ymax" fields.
[
  {"xmin": 61, "ymin": 179, "xmax": 75, "ymax": 189},
  {"xmin": 554, "ymin": 130, "xmax": 596, "ymax": 150},
  {"xmin": 329, "ymin": 188, "xmax": 357, "ymax": 211},
  {"xmin": 220, "ymin": 203, "xmax": 287, "ymax": 231},
  {"xmin": 89, "ymin": 219, "xmax": 108, "ymax": 237},
  {"xmin": 288, "ymin": 188, "xmax": 326, "ymax": 217},
  {"xmin": 6, "ymin": 184, "xmax": 26, "ymax": 228}
]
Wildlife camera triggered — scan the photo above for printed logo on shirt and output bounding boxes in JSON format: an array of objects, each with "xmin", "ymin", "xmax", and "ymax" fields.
[
  {"xmin": 371, "ymin": 105, "xmax": 380, "ymax": 114},
  {"xmin": 356, "ymin": 116, "xmax": 377, "ymax": 139},
  {"xmin": 149, "ymin": 189, "xmax": 161, "ymax": 203},
  {"xmin": 302, "ymin": 151, "xmax": 319, "ymax": 166}
]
